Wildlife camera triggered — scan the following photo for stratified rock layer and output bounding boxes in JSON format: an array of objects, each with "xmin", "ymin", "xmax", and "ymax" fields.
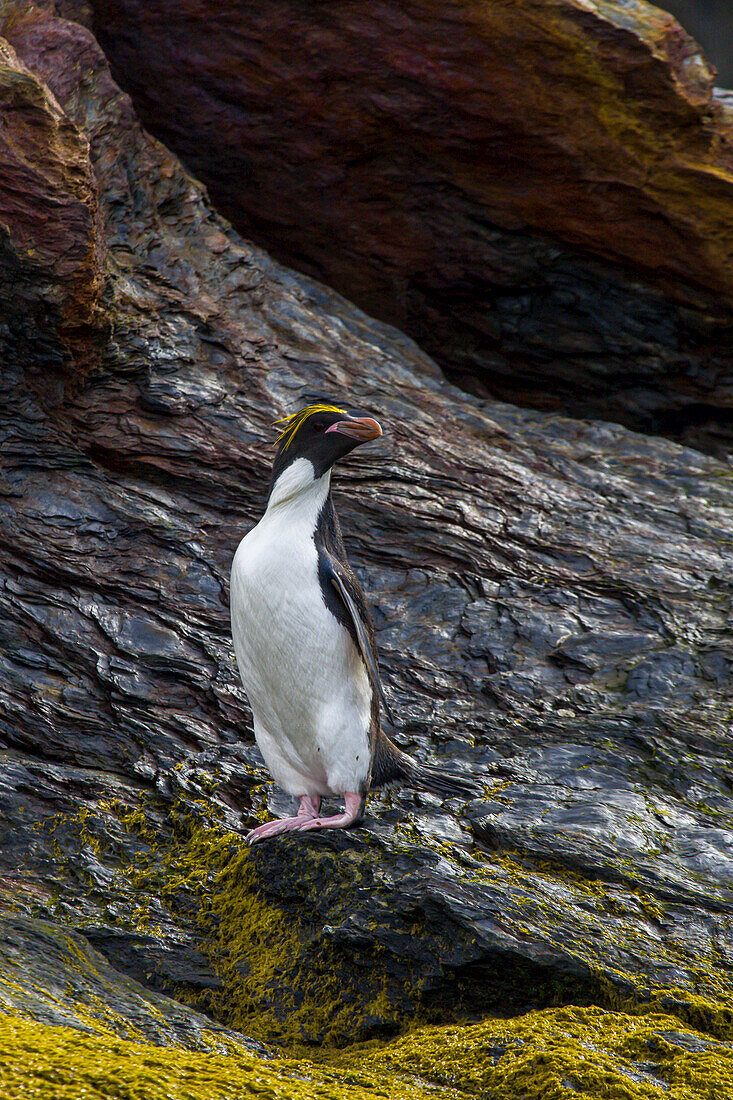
[
  {"xmin": 89, "ymin": 0, "xmax": 733, "ymax": 453},
  {"xmin": 0, "ymin": 31, "xmax": 103, "ymax": 367},
  {"xmin": 0, "ymin": 2, "xmax": 732, "ymax": 1090}
]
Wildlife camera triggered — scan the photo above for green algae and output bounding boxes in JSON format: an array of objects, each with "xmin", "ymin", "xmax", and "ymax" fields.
[
  {"xmin": 613, "ymin": 986, "xmax": 733, "ymax": 1045},
  {"xmin": 0, "ymin": 1010, "xmax": 432, "ymax": 1100},
  {"xmin": 13, "ymin": 799, "xmax": 733, "ymax": 1099},
  {"xmin": 36, "ymin": 798, "xmax": 411, "ymax": 1046},
  {"xmin": 339, "ymin": 1005, "xmax": 733, "ymax": 1100},
  {"xmin": 113, "ymin": 802, "xmax": 409, "ymax": 1047},
  {"xmin": 151, "ymin": 812, "xmax": 733, "ymax": 1050},
  {"xmin": 42, "ymin": 795, "xmax": 733, "ymax": 1050},
  {"xmin": 2, "ymin": 1004, "xmax": 730, "ymax": 1100},
  {"xmin": 450, "ymin": 843, "xmax": 733, "ymax": 1025}
]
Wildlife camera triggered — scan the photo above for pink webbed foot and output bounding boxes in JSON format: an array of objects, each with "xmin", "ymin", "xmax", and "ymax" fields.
[
  {"xmin": 245, "ymin": 795, "xmax": 321, "ymax": 845},
  {"xmin": 295, "ymin": 792, "xmax": 364, "ymax": 833}
]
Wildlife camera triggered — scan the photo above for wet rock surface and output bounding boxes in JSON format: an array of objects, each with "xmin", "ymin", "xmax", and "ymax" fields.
[
  {"xmin": 0, "ymin": 0, "xmax": 732, "ymax": 1081},
  {"xmin": 87, "ymin": 0, "xmax": 733, "ymax": 455},
  {"xmin": 0, "ymin": 914, "xmax": 262, "ymax": 1051}
]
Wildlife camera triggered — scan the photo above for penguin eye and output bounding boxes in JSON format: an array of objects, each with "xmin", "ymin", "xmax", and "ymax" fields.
[{"xmin": 313, "ymin": 421, "xmax": 325, "ymax": 433}]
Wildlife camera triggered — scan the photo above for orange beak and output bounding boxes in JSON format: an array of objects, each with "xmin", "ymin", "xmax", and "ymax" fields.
[{"xmin": 325, "ymin": 416, "xmax": 383, "ymax": 442}]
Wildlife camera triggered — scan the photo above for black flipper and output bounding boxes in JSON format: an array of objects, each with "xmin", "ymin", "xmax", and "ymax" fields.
[
  {"xmin": 326, "ymin": 558, "xmax": 397, "ymax": 726},
  {"xmin": 371, "ymin": 733, "xmax": 478, "ymax": 800}
]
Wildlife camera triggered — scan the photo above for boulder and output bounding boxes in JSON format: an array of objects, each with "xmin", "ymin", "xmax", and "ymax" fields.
[{"xmin": 87, "ymin": 0, "xmax": 733, "ymax": 453}]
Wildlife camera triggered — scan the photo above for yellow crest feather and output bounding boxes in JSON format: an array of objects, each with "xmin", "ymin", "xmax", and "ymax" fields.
[{"xmin": 273, "ymin": 403, "xmax": 347, "ymax": 450}]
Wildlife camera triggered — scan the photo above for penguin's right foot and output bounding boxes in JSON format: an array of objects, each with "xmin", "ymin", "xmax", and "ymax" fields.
[
  {"xmin": 294, "ymin": 791, "xmax": 363, "ymax": 833},
  {"xmin": 245, "ymin": 794, "xmax": 321, "ymax": 844}
]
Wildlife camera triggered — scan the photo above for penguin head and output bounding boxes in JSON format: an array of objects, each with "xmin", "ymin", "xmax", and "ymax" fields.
[{"xmin": 268, "ymin": 403, "xmax": 383, "ymax": 497}]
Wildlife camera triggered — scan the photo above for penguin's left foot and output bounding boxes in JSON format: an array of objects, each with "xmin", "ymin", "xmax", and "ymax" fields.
[
  {"xmin": 246, "ymin": 794, "xmax": 321, "ymax": 844},
  {"xmin": 295, "ymin": 791, "xmax": 363, "ymax": 833}
]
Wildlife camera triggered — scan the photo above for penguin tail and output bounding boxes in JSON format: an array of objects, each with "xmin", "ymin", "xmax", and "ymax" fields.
[
  {"xmin": 371, "ymin": 734, "xmax": 478, "ymax": 801},
  {"xmin": 406, "ymin": 762, "xmax": 479, "ymax": 800}
]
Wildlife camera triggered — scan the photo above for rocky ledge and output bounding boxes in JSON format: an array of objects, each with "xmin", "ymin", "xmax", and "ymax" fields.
[{"xmin": 0, "ymin": 3, "xmax": 732, "ymax": 1098}]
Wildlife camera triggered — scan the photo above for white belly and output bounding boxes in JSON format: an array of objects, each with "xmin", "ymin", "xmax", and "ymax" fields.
[{"xmin": 230, "ymin": 517, "xmax": 372, "ymax": 797}]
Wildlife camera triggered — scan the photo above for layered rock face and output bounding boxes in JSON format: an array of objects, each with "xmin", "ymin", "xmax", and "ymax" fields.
[
  {"xmin": 1, "ymin": 2, "xmax": 733, "ymax": 1097},
  {"xmin": 0, "ymin": 31, "xmax": 103, "ymax": 368},
  {"xmin": 89, "ymin": 0, "xmax": 733, "ymax": 454}
]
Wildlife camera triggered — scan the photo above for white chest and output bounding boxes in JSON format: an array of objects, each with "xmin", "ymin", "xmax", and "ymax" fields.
[
  {"xmin": 229, "ymin": 460, "xmax": 372, "ymax": 795},
  {"xmin": 231, "ymin": 512, "xmax": 324, "ymax": 688}
]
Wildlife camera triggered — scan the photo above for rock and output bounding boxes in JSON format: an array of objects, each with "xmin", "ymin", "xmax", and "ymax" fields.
[
  {"xmin": 0, "ymin": 915, "xmax": 256, "ymax": 1050},
  {"xmin": 0, "ymin": 1, "xmax": 732, "ymax": 1091},
  {"xmin": 0, "ymin": 31, "xmax": 104, "ymax": 370},
  {"xmin": 87, "ymin": 0, "xmax": 733, "ymax": 455},
  {"xmin": 665, "ymin": 0, "xmax": 733, "ymax": 87}
]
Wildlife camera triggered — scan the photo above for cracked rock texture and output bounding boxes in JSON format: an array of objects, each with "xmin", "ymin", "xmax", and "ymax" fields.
[
  {"xmin": 0, "ymin": 2, "xmax": 733, "ymax": 1096},
  {"xmin": 87, "ymin": 0, "xmax": 733, "ymax": 455}
]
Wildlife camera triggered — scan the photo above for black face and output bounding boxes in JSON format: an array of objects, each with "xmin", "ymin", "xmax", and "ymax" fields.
[{"xmin": 269, "ymin": 405, "xmax": 383, "ymax": 487}]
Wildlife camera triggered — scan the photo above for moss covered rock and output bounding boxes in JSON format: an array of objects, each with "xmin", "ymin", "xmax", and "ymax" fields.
[{"xmin": 1, "ymin": 1005, "xmax": 732, "ymax": 1100}]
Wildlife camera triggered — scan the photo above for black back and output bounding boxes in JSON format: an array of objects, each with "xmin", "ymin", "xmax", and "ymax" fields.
[{"xmin": 314, "ymin": 495, "xmax": 382, "ymax": 784}]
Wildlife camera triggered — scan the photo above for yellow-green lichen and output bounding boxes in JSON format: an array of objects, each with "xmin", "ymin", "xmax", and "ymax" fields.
[
  {"xmin": 36, "ymin": 797, "xmax": 414, "ymax": 1047},
  {"xmin": 612, "ymin": 985, "xmax": 733, "ymax": 1044},
  {"xmin": 11, "ymin": 797, "xmax": 733, "ymax": 1099}
]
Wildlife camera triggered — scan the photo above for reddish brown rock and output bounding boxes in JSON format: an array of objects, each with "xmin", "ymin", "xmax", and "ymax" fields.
[
  {"xmin": 0, "ymin": 29, "xmax": 103, "ymax": 369},
  {"xmin": 89, "ymin": 0, "xmax": 733, "ymax": 452}
]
